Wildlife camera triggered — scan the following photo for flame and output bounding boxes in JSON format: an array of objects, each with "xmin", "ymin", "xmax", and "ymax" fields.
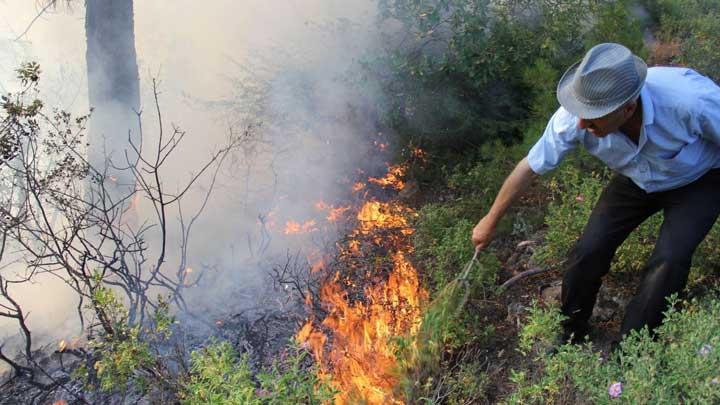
[
  {"xmin": 58, "ymin": 337, "xmax": 81, "ymax": 352},
  {"xmin": 368, "ymin": 164, "xmax": 406, "ymax": 190},
  {"xmin": 295, "ymin": 158, "xmax": 426, "ymax": 404},
  {"xmin": 373, "ymin": 140, "xmax": 388, "ymax": 151},
  {"xmin": 348, "ymin": 240, "xmax": 361, "ymax": 255},
  {"xmin": 298, "ymin": 251, "xmax": 426, "ymax": 404},
  {"xmin": 411, "ymin": 147, "xmax": 427, "ymax": 161},
  {"xmin": 356, "ymin": 201, "xmax": 412, "ymax": 234},
  {"xmin": 327, "ymin": 206, "xmax": 351, "ymax": 222},
  {"xmin": 285, "ymin": 220, "xmax": 318, "ymax": 235},
  {"xmin": 314, "ymin": 201, "xmax": 352, "ymax": 223},
  {"xmin": 311, "ymin": 258, "xmax": 325, "ymax": 273},
  {"xmin": 352, "ymin": 182, "xmax": 365, "ymax": 193}
]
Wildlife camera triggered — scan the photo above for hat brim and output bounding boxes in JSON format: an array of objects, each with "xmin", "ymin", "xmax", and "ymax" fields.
[{"xmin": 556, "ymin": 55, "xmax": 647, "ymax": 119}]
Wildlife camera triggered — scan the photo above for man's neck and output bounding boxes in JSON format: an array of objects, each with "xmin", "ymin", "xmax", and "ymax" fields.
[{"xmin": 620, "ymin": 96, "xmax": 643, "ymax": 144}]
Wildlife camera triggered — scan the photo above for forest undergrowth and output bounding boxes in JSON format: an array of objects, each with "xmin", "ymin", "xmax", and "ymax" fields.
[{"xmin": 2, "ymin": 0, "xmax": 720, "ymax": 404}]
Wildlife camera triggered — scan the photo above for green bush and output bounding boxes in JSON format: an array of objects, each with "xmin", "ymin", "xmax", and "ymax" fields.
[
  {"xmin": 645, "ymin": 0, "xmax": 720, "ymax": 81},
  {"xmin": 533, "ymin": 163, "xmax": 720, "ymax": 279},
  {"xmin": 183, "ymin": 341, "xmax": 334, "ymax": 405},
  {"xmin": 394, "ymin": 249, "xmax": 498, "ymax": 403},
  {"xmin": 507, "ymin": 295, "xmax": 720, "ymax": 404},
  {"xmin": 76, "ymin": 287, "xmax": 174, "ymax": 395},
  {"xmin": 183, "ymin": 341, "xmax": 259, "ymax": 404},
  {"xmin": 371, "ymin": 0, "xmax": 644, "ymax": 147}
]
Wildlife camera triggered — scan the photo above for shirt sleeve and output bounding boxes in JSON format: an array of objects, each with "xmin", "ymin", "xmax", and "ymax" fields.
[
  {"xmin": 697, "ymin": 76, "xmax": 720, "ymax": 146},
  {"xmin": 526, "ymin": 107, "xmax": 580, "ymax": 175}
]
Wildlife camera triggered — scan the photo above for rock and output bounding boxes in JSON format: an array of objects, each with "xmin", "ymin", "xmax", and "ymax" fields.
[
  {"xmin": 540, "ymin": 281, "xmax": 562, "ymax": 306},
  {"xmin": 506, "ymin": 302, "xmax": 526, "ymax": 323}
]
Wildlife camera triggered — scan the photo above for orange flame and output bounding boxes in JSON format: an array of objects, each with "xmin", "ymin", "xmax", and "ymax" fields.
[
  {"xmin": 327, "ymin": 206, "xmax": 351, "ymax": 222},
  {"xmin": 298, "ymin": 251, "xmax": 426, "ymax": 404},
  {"xmin": 295, "ymin": 158, "xmax": 426, "ymax": 404},
  {"xmin": 368, "ymin": 165, "xmax": 406, "ymax": 190},
  {"xmin": 352, "ymin": 182, "xmax": 365, "ymax": 193},
  {"xmin": 285, "ymin": 220, "xmax": 318, "ymax": 235}
]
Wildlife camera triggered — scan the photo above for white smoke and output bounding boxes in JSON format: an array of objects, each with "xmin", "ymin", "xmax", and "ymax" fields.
[{"xmin": 0, "ymin": 0, "xmax": 390, "ymax": 350}]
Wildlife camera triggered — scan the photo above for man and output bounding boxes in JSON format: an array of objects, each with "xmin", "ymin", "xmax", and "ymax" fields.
[{"xmin": 471, "ymin": 43, "xmax": 720, "ymax": 342}]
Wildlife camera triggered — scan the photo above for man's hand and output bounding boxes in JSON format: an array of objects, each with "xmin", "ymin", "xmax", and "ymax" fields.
[
  {"xmin": 472, "ymin": 215, "xmax": 497, "ymax": 251},
  {"xmin": 470, "ymin": 157, "xmax": 536, "ymax": 252}
]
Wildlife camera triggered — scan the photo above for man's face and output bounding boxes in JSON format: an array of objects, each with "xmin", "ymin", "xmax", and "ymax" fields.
[{"xmin": 577, "ymin": 103, "xmax": 634, "ymax": 137}]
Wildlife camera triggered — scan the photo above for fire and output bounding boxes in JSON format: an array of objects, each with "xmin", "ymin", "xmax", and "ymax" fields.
[
  {"xmin": 58, "ymin": 337, "xmax": 81, "ymax": 353},
  {"xmin": 327, "ymin": 206, "xmax": 351, "ymax": 222},
  {"xmin": 352, "ymin": 182, "xmax": 365, "ymax": 193},
  {"xmin": 368, "ymin": 164, "xmax": 406, "ymax": 190},
  {"xmin": 298, "ymin": 253, "xmax": 426, "ymax": 404},
  {"xmin": 356, "ymin": 201, "xmax": 412, "ymax": 234},
  {"xmin": 314, "ymin": 201, "xmax": 352, "ymax": 223},
  {"xmin": 285, "ymin": 219, "xmax": 318, "ymax": 235},
  {"xmin": 348, "ymin": 240, "xmax": 361, "ymax": 255},
  {"xmin": 296, "ymin": 158, "xmax": 427, "ymax": 404},
  {"xmin": 310, "ymin": 255, "xmax": 327, "ymax": 273},
  {"xmin": 411, "ymin": 147, "xmax": 427, "ymax": 161},
  {"xmin": 373, "ymin": 140, "xmax": 388, "ymax": 151}
]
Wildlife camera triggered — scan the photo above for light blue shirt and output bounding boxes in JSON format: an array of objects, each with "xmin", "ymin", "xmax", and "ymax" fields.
[{"xmin": 527, "ymin": 67, "xmax": 720, "ymax": 192}]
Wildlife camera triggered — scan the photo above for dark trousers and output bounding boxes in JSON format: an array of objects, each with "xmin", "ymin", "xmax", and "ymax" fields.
[{"xmin": 561, "ymin": 169, "xmax": 720, "ymax": 337}]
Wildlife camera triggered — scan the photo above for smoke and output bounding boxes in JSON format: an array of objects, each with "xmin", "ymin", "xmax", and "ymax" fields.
[{"xmin": 0, "ymin": 0, "xmax": 392, "ymax": 351}]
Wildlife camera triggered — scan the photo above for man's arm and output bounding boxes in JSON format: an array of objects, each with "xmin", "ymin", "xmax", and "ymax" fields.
[{"xmin": 472, "ymin": 157, "xmax": 537, "ymax": 251}]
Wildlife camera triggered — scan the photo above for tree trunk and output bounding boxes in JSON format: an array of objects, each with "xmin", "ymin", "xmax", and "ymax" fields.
[{"xmin": 85, "ymin": 0, "xmax": 140, "ymax": 191}]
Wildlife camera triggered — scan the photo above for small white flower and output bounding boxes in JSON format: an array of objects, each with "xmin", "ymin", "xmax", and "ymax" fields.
[{"xmin": 699, "ymin": 344, "xmax": 713, "ymax": 357}]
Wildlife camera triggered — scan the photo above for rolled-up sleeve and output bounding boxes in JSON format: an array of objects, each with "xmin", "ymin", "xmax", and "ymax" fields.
[{"xmin": 527, "ymin": 107, "xmax": 580, "ymax": 175}]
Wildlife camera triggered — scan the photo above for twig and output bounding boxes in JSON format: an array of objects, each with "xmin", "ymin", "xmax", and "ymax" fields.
[
  {"xmin": 14, "ymin": 1, "xmax": 56, "ymax": 41},
  {"xmin": 499, "ymin": 267, "xmax": 551, "ymax": 290}
]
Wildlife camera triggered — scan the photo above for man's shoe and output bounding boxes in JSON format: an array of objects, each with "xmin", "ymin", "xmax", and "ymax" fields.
[
  {"xmin": 546, "ymin": 323, "xmax": 590, "ymax": 355},
  {"xmin": 561, "ymin": 322, "xmax": 590, "ymax": 345}
]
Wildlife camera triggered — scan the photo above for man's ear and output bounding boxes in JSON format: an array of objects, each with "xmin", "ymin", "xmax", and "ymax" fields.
[{"xmin": 624, "ymin": 101, "xmax": 637, "ymax": 118}]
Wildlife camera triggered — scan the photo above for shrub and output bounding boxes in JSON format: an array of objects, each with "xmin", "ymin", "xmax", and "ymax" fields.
[
  {"xmin": 371, "ymin": 0, "xmax": 644, "ymax": 147},
  {"xmin": 507, "ymin": 294, "xmax": 720, "ymax": 404},
  {"xmin": 182, "ymin": 341, "xmax": 334, "ymax": 405},
  {"xmin": 76, "ymin": 287, "xmax": 175, "ymax": 395},
  {"xmin": 645, "ymin": 0, "xmax": 720, "ymax": 81},
  {"xmin": 183, "ymin": 341, "xmax": 259, "ymax": 405},
  {"xmin": 533, "ymin": 163, "xmax": 720, "ymax": 280},
  {"xmin": 394, "ymin": 248, "xmax": 498, "ymax": 403}
]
